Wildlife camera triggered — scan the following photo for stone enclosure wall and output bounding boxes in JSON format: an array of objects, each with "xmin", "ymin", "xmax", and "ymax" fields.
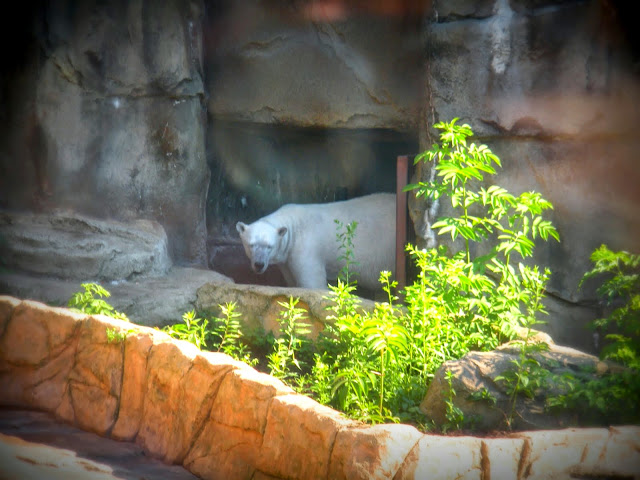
[{"xmin": 1, "ymin": 295, "xmax": 639, "ymax": 479}]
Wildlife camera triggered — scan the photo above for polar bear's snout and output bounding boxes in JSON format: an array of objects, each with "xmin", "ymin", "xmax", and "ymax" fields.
[{"xmin": 251, "ymin": 251, "xmax": 269, "ymax": 274}]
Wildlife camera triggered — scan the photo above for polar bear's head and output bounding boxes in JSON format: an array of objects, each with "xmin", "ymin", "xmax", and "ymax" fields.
[{"xmin": 236, "ymin": 221, "xmax": 288, "ymax": 274}]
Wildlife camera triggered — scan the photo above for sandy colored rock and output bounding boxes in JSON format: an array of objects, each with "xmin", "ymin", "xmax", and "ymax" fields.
[
  {"xmin": 136, "ymin": 339, "xmax": 199, "ymax": 462},
  {"xmin": 328, "ymin": 423, "xmax": 423, "ymax": 480},
  {"xmin": 420, "ymin": 342, "xmax": 627, "ymax": 431},
  {"xmin": 1, "ymin": 336, "xmax": 77, "ymax": 412},
  {"xmin": 110, "ymin": 330, "xmax": 155, "ymax": 441},
  {"xmin": 0, "ymin": 296, "xmax": 19, "ymax": 338},
  {"xmin": 251, "ymin": 472, "xmax": 284, "ymax": 480},
  {"xmin": 210, "ymin": 367, "xmax": 294, "ymax": 434},
  {"xmin": 0, "ymin": 301, "xmax": 81, "ymax": 366},
  {"xmin": 513, "ymin": 428, "xmax": 640, "ymax": 479},
  {"xmin": 184, "ymin": 420, "xmax": 263, "ymax": 480},
  {"xmin": 602, "ymin": 426, "xmax": 640, "ymax": 476},
  {"xmin": 395, "ymin": 434, "xmax": 483, "ymax": 480},
  {"xmin": 196, "ymin": 281, "xmax": 376, "ymax": 339},
  {"xmin": 0, "ymin": 300, "xmax": 82, "ymax": 412},
  {"xmin": 64, "ymin": 315, "xmax": 131, "ymax": 436},
  {"xmin": 482, "ymin": 437, "xmax": 526, "ymax": 480},
  {"xmin": 258, "ymin": 394, "xmax": 359, "ymax": 480}
]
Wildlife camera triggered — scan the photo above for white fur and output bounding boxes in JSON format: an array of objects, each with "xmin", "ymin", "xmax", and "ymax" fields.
[{"xmin": 236, "ymin": 193, "xmax": 396, "ymax": 290}]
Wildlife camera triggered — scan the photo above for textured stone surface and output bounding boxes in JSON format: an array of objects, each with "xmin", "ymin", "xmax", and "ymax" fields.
[
  {"xmin": 196, "ymin": 280, "xmax": 376, "ymax": 338},
  {"xmin": 136, "ymin": 339, "xmax": 201, "ymax": 463},
  {"xmin": 0, "ymin": 266, "xmax": 234, "ymax": 327},
  {"xmin": 0, "ymin": 300, "xmax": 83, "ymax": 412},
  {"xmin": 395, "ymin": 434, "xmax": 483, "ymax": 479},
  {"xmin": 420, "ymin": 342, "xmax": 628, "ymax": 431},
  {"xmin": 1, "ymin": 296, "xmax": 639, "ymax": 480},
  {"xmin": 328, "ymin": 424, "xmax": 423, "ymax": 480},
  {"xmin": 209, "ymin": 367, "xmax": 294, "ymax": 434},
  {"xmin": 0, "ymin": 211, "xmax": 171, "ymax": 281},
  {"xmin": 410, "ymin": 0, "xmax": 640, "ymax": 351},
  {"xmin": 0, "ymin": 0, "xmax": 208, "ymax": 265},
  {"xmin": 258, "ymin": 394, "xmax": 358, "ymax": 480},
  {"xmin": 206, "ymin": 4, "xmax": 424, "ymax": 130},
  {"xmin": 184, "ymin": 419, "xmax": 263, "ymax": 480},
  {"xmin": 110, "ymin": 331, "xmax": 155, "ymax": 441}
]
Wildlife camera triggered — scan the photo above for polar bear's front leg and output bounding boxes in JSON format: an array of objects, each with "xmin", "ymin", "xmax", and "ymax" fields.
[
  {"xmin": 289, "ymin": 258, "xmax": 328, "ymax": 290},
  {"xmin": 277, "ymin": 263, "xmax": 297, "ymax": 288}
]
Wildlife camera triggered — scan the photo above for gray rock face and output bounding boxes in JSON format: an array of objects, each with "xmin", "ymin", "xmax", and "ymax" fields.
[
  {"xmin": 410, "ymin": 0, "xmax": 640, "ymax": 349},
  {"xmin": 0, "ymin": 0, "xmax": 208, "ymax": 266},
  {"xmin": 0, "ymin": 211, "xmax": 171, "ymax": 281},
  {"xmin": 0, "ymin": 266, "xmax": 234, "ymax": 328},
  {"xmin": 206, "ymin": 4, "xmax": 425, "ymax": 129}
]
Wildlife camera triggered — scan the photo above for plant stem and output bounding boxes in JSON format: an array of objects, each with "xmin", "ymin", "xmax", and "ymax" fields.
[{"xmin": 379, "ymin": 348, "xmax": 385, "ymax": 417}]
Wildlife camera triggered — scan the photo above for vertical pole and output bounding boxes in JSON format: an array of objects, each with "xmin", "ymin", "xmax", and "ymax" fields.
[{"xmin": 396, "ymin": 155, "xmax": 409, "ymax": 292}]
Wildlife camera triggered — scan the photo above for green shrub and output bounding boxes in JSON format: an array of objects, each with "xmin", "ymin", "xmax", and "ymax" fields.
[
  {"xmin": 162, "ymin": 310, "xmax": 210, "ymax": 350},
  {"xmin": 162, "ymin": 303, "xmax": 259, "ymax": 367},
  {"xmin": 68, "ymin": 283, "xmax": 129, "ymax": 321},
  {"xmin": 267, "ymin": 297, "xmax": 312, "ymax": 381},
  {"xmin": 546, "ymin": 245, "xmax": 640, "ymax": 424},
  {"xmin": 292, "ymin": 118, "xmax": 561, "ymax": 429}
]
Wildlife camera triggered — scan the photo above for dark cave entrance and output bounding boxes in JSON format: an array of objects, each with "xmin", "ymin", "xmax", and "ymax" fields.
[{"xmin": 205, "ymin": 119, "xmax": 418, "ymax": 287}]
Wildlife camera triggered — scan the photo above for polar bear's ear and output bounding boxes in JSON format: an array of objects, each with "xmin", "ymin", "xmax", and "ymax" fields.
[
  {"xmin": 236, "ymin": 222, "xmax": 247, "ymax": 234},
  {"xmin": 277, "ymin": 227, "xmax": 287, "ymax": 237}
]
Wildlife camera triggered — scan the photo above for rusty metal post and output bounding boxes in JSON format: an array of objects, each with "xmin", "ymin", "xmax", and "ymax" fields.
[{"xmin": 396, "ymin": 155, "xmax": 409, "ymax": 292}]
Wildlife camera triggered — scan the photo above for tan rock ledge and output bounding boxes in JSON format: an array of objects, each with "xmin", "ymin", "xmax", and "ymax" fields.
[{"xmin": 0, "ymin": 295, "xmax": 639, "ymax": 480}]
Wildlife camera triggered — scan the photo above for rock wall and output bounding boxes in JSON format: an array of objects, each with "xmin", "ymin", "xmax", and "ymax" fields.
[
  {"xmin": 1, "ymin": 296, "xmax": 639, "ymax": 479},
  {"xmin": 0, "ymin": 0, "xmax": 209, "ymax": 266},
  {"xmin": 411, "ymin": 0, "xmax": 640, "ymax": 351}
]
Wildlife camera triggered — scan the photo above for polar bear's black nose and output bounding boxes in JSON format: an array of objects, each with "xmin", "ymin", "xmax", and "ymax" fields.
[{"xmin": 254, "ymin": 261, "xmax": 265, "ymax": 272}]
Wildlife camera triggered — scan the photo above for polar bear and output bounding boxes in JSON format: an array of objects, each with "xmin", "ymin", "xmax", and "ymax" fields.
[{"xmin": 236, "ymin": 193, "xmax": 395, "ymax": 290}]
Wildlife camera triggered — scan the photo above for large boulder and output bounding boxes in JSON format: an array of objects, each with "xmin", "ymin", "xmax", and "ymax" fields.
[
  {"xmin": 196, "ymin": 281, "xmax": 377, "ymax": 340},
  {"xmin": 420, "ymin": 341, "xmax": 629, "ymax": 432},
  {"xmin": 0, "ymin": 267, "xmax": 233, "ymax": 328},
  {"xmin": 0, "ymin": 210, "xmax": 171, "ymax": 281}
]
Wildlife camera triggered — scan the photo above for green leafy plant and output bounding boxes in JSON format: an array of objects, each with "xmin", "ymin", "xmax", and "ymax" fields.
[
  {"xmin": 468, "ymin": 387, "xmax": 497, "ymax": 405},
  {"xmin": 582, "ymin": 245, "xmax": 640, "ymax": 367},
  {"xmin": 209, "ymin": 302, "xmax": 258, "ymax": 365},
  {"xmin": 546, "ymin": 245, "xmax": 640, "ymax": 424},
  {"xmin": 162, "ymin": 303, "xmax": 259, "ymax": 366},
  {"xmin": 68, "ymin": 283, "xmax": 129, "ymax": 321},
  {"xmin": 106, "ymin": 327, "xmax": 134, "ymax": 344},
  {"xmin": 267, "ymin": 297, "xmax": 312, "ymax": 382},
  {"xmin": 362, "ymin": 271, "xmax": 409, "ymax": 419},
  {"xmin": 406, "ymin": 118, "xmax": 558, "ymax": 338},
  {"xmin": 442, "ymin": 370, "xmax": 465, "ymax": 433},
  {"xmin": 163, "ymin": 310, "xmax": 210, "ymax": 350},
  {"xmin": 335, "ymin": 219, "xmax": 360, "ymax": 286}
]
